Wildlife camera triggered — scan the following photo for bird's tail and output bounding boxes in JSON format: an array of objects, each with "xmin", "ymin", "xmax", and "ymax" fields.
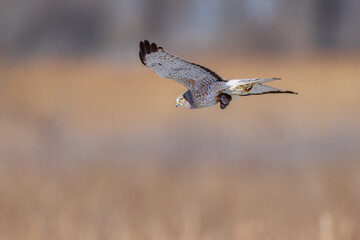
[{"xmin": 225, "ymin": 78, "xmax": 297, "ymax": 96}]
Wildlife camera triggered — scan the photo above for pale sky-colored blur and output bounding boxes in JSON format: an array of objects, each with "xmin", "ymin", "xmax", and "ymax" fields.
[{"xmin": 0, "ymin": 0, "xmax": 359, "ymax": 57}]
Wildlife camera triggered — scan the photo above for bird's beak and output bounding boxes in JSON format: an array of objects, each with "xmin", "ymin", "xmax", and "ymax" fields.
[{"xmin": 176, "ymin": 103, "xmax": 180, "ymax": 107}]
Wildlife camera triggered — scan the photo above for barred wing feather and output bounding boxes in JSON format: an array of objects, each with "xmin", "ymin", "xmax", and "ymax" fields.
[{"xmin": 139, "ymin": 40, "xmax": 223, "ymax": 90}]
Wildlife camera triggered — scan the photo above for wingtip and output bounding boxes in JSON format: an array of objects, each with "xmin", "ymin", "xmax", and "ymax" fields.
[
  {"xmin": 151, "ymin": 43, "xmax": 157, "ymax": 52},
  {"xmin": 144, "ymin": 40, "xmax": 151, "ymax": 54},
  {"xmin": 271, "ymin": 78, "xmax": 297, "ymax": 94},
  {"xmin": 139, "ymin": 41, "xmax": 145, "ymax": 56},
  {"xmin": 139, "ymin": 40, "xmax": 163, "ymax": 65},
  {"xmin": 140, "ymin": 40, "xmax": 162, "ymax": 52},
  {"xmin": 139, "ymin": 51, "xmax": 146, "ymax": 65}
]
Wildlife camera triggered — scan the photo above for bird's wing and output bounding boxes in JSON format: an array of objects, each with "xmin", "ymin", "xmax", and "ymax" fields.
[
  {"xmin": 139, "ymin": 40, "xmax": 223, "ymax": 90},
  {"xmin": 228, "ymin": 78, "xmax": 297, "ymax": 96},
  {"xmin": 240, "ymin": 84, "xmax": 297, "ymax": 96}
]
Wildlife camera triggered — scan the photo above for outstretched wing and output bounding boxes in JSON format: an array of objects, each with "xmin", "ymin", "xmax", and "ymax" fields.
[
  {"xmin": 139, "ymin": 40, "xmax": 223, "ymax": 90},
  {"xmin": 241, "ymin": 84, "xmax": 297, "ymax": 96}
]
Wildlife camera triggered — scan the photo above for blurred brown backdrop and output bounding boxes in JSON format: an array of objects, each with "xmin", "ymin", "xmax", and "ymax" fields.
[{"xmin": 0, "ymin": 0, "xmax": 360, "ymax": 239}]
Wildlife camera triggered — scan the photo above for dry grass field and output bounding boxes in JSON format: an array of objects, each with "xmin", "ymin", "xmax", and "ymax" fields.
[
  {"xmin": 0, "ymin": 54, "xmax": 359, "ymax": 239},
  {"xmin": 1, "ymin": 160, "xmax": 360, "ymax": 240}
]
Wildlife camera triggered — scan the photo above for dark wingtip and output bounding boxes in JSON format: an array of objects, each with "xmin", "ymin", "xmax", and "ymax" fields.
[
  {"xmin": 151, "ymin": 43, "xmax": 157, "ymax": 52},
  {"xmin": 139, "ymin": 51, "xmax": 146, "ymax": 65},
  {"xmin": 142, "ymin": 40, "xmax": 161, "ymax": 52},
  {"xmin": 139, "ymin": 41, "xmax": 145, "ymax": 56},
  {"xmin": 144, "ymin": 40, "xmax": 151, "ymax": 54},
  {"xmin": 284, "ymin": 90, "xmax": 298, "ymax": 94},
  {"xmin": 139, "ymin": 40, "xmax": 162, "ymax": 65}
]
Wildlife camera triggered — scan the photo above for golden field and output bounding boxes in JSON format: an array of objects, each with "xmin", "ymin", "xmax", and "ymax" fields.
[{"xmin": 0, "ymin": 54, "xmax": 359, "ymax": 239}]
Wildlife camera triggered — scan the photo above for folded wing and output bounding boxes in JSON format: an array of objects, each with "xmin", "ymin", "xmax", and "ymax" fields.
[{"xmin": 139, "ymin": 40, "xmax": 223, "ymax": 90}]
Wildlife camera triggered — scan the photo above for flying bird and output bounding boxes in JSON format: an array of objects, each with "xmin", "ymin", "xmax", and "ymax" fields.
[{"xmin": 139, "ymin": 40, "xmax": 296, "ymax": 109}]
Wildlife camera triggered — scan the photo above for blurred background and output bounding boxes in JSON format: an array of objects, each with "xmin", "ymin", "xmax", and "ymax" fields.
[{"xmin": 0, "ymin": 0, "xmax": 360, "ymax": 239}]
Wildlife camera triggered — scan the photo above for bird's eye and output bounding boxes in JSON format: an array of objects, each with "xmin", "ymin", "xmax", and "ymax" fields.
[{"xmin": 181, "ymin": 97, "xmax": 184, "ymax": 101}]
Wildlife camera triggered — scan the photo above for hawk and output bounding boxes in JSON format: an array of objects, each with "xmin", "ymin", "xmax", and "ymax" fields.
[{"xmin": 139, "ymin": 40, "xmax": 296, "ymax": 109}]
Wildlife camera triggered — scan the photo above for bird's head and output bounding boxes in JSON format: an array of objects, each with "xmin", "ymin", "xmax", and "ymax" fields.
[{"xmin": 176, "ymin": 94, "xmax": 192, "ymax": 108}]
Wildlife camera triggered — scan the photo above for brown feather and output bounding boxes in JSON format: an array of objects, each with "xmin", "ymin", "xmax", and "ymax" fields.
[
  {"xmin": 144, "ymin": 40, "xmax": 151, "ymax": 54},
  {"xmin": 139, "ymin": 41, "xmax": 145, "ymax": 56},
  {"xmin": 151, "ymin": 43, "xmax": 157, "ymax": 52}
]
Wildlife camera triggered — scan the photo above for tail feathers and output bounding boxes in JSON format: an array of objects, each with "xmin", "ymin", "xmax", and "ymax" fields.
[{"xmin": 233, "ymin": 84, "xmax": 297, "ymax": 96}]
